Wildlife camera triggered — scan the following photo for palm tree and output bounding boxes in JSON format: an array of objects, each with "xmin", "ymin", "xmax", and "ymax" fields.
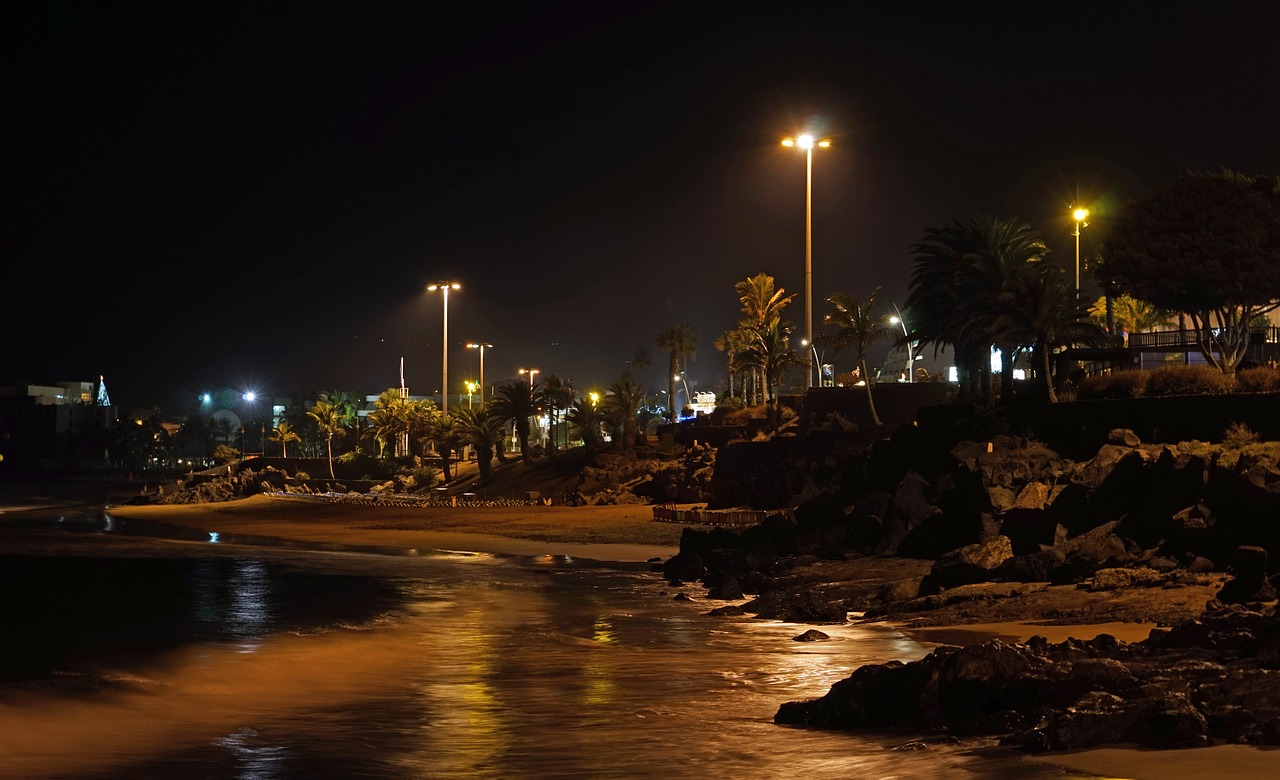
[
  {"xmin": 906, "ymin": 216, "xmax": 1050, "ymax": 399},
  {"xmin": 994, "ymin": 269, "xmax": 1106, "ymax": 402},
  {"xmin": 714, "ymin": 327, "xmax": 753, "ymax": 401},
  {"xmin": 269, "ymin": 420, "xmax": 302, "ymax": 458},
  {"xmin": 491, "ymin": 379, "xmax": 543, "ymax": 464},
  {"xmin": 736, "ymin": 273, "xmax": 794, "ymax": 403},
  {"xmin": 451, "ymin": 405, "xmax": 507, "ymax": 481},
  {"xmin": 656, "ymin": 323, "xmax": 697, "ymax": 422},
  {"xmin": 429, "ymin": 412, "xmax": 463, "ymax": 481},
  {"xmin": 602, "ymin": 373, "xmax": 646, "ymax": 452},
  {"xmin": 540, "ymin": 373, "xmax": 577, "ymax": 454},
  {"xmin": 565, "ymin": 396, "xmax": 604, "ymax": 454},
  {"xmin": 307, "ymin": 400, "xmax": 345, "ymax": 479},
  {"xmin": 735, "ymin": 318, "xmax": 805, "ymax": 420},
  {"xmin": 824, "ymin": 288, "xmax": 891, "ymax": 425},
  {"xmin": 736, "ymin": 272, "xmax": 795, "ymax": 329}
]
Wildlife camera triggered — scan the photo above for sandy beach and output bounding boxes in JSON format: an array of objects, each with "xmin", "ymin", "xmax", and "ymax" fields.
[{"xmin": 106, "ymin": 494, "xmax": 685, "ymax": 563}]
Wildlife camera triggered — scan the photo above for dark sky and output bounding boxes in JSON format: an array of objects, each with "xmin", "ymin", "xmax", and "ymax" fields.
[{"xmin": 4, "ymin": 1, "xmax": 1279, "ymax": 412}]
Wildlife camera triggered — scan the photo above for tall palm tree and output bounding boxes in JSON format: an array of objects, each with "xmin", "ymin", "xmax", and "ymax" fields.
[
  {"xmin": 307, "ymin": 400, "xmax": 345, "ymax": 479},
  {"xmin": 428, "ymin": 412, "xmax": 463, "ymax": 481},
  {"xmin": 656, "ymin": 323, "xmax": 697, "ymax": 422},
  {"xmin": 906, "ymin": 216, "xmax": 1049, "ymax": 399},
  {"xmin": 491, "ymin": 379, "xmax": 543, "ymax": 464},
  {"xmin": 364, "ymin": 388, "xmax": 410, "ymax": 458},
  {"xmin": 824, "ymin": 288, "xmax": 891, "ymax": 425},
  {"xmin": 451, "ymin": 405, "xmax": 507, "ymax": 481},
  {"xmin": 602, "ymin": 373, "xmax": 645, "ymax": 452},
  {"xmin": 269, "ymin": 420, "xmax": 302, "ymax": 458}
]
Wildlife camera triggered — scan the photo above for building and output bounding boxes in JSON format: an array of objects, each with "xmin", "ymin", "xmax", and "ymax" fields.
[{"xmin": 0, "ymin": 379, "xmax": 117, "ymax": 469}]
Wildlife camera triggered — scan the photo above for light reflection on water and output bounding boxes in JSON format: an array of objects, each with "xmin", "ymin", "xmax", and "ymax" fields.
[{"xmin": 0, "ymin": 524, "xmax": 1076, "ymax": 779}]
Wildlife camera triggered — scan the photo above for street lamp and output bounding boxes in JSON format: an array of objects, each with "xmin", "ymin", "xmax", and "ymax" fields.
[
  {"xmin": 1071, "ymin": 206, "xmax": 1090, "ymax": 294},
  {"xmin": 466, "ymin": 342, "xmax": 493, "ymax": 404},
  {"xmin": 518, "ymin": 367, "xmax": 539, "ymax": 386},
  {"xmin": 464, "ymin": 381, "xmax": 477, "ymax": 409},
  {"xmin": 427, "ymin": 282, "xmax": 461, "ymax": 413},
  {"xmin": 674, "ymin": 373, "xmax": 691, "ymax": 416},
  {"xmin": 782, "ymin": 132, "xmax": 831, "ymax": 390},
  {"xmin": 241, "ymin": 391, "xmax": 256, "ymax": 457},
  {"xmin": 890, "ymin": 305, "xmax": 914, "ymax": 382}
]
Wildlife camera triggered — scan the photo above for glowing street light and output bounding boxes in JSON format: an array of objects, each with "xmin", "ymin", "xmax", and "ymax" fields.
[
  {"xmin": 782, "ymin": 133, "xmax": 831, "ymax": 389},
  {"xmin": 427, "ymin": 282, "xmax": 461, "ymax": 413},
  {"xmin": 1071, "ymin": 206, "xmax": 1090, "ymax": 294},
  {"xmin": 464, "ymin": 381, "xmax": 477, "ymax": 409},
  {"xmin": 889, "ymin": 304, "xmax": 914, "ymax": 382},
  {"xmin": 466, "ymin": 341, "xmax": 493, "ymax": 404},
  {"xmin": 518, "ymin": 367, "xmax": 539, "ymax": 387}
]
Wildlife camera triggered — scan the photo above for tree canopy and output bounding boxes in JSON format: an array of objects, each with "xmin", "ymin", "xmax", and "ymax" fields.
[{"xmin": 1097, "ymin": 170, "xmax": 1280, "ymax": 374}]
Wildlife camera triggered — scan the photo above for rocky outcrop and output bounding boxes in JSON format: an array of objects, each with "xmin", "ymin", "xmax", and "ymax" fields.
[{"xmin": 776, "ymin": 603, "xmax": 1280, "ymax": 750}]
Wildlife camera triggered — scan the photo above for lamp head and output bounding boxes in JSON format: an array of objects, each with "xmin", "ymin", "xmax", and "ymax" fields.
[{"xmin": 1072, "ymin": 207, "xmax": 1090, "ymax": 222}]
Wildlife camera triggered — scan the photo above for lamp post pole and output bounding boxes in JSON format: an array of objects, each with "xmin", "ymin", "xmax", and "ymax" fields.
[
  {"xmin": 466, "ymin": 342, "xmax": 492, "ymax": 404},
  {"xmin": 891, "ymin": 305, "xmax": 913, "ymax": 382},
  {"xmin": 782, "ymin": 134, "xmax": 831, "ymax": 390},
  {"xmin": 427, "ymin": 282, "xmax": 461, "ymax": 413},
  {"xmin": 1071, "ymin": 207, "xmax": 1089, "ymax": 295}
]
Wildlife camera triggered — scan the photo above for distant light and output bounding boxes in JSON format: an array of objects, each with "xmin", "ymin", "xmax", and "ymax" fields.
[
  {"xmin": 817, "ymin": 140, "xmax": 831, "ymax": 148},
  {"xmin": 243, "ymin": 392, "xmax": 256, "ymax": 402},
  {"xmin": 200, "ymin": 393, "xmax": 212, "ymax": 403},
  {"xmin": 781, "ymin": 138, "xmax": 795, "ymax": 147},
  {"xmin": 209, "ymin": 532, "xmax": 220, "ymax": 543},
  {"xmin": 1073, "ymin": 207, "xmax": 1090, "ymax": 222}
]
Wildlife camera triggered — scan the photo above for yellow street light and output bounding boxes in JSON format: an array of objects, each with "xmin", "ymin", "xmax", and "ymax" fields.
[
  {"xmin": 1071, "ymin": 206, "xmax": 1090, "ymax": 293},
  {"xmin": 518, "ymin": 367, "xmax": 539, "ymax": 386},
  {"xmin": 782, "ymin": 132, "xmax": 832, "ymax": 389},
  {"xmin": 466, "ymin": 341, "xmax": 492, "ymax": 404},
  {"xmin": 427, "ymin": 282, "xmax": 461, "ymax": 413}
]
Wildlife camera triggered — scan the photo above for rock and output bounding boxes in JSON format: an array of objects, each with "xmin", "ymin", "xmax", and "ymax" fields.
[
  {"xmin": 793, "ymin": 629, "xmax": 830, "ymax": 642},
  {"xmin": 707, "ymin": 575, "xmax": 745, "ymax": 600},
  {"xmin": 924, "ymin": 536, "xmax": 1014, "ymax": 592},
  {"xmin": 1216, "ymin": 546, "xmax": 1277, "ymax": 604},
  {"xmin": 997, "ymin": 548, "xmax": 1066, "ymax": 583},
  {"xmin": 672, "ymin": 592, "xmax": 694, "ymax": 602},
  {"xmin": 706, "ymin": 605, "xmax": 744, "ymax": 616},
  {"xmin": 662, "ymin": 551, "xmax": 706, "ymax": 583},
  {"xmin": 1107, "ymin": 428, "xmax": 1142, "ymax": 447},
  {"xmin": 999, "ymin": 508, "xmax": 1067, "ymax": 555}
]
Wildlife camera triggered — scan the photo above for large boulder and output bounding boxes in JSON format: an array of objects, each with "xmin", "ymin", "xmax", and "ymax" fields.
[{"xmin": 924, "ymin": 536, "xmax": 1014, "ymax": 592}]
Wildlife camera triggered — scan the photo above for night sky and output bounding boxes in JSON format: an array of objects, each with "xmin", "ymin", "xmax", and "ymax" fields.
[{"xmin": 5, "ymin": 2, "xmax": 1279, "ymax": 413}]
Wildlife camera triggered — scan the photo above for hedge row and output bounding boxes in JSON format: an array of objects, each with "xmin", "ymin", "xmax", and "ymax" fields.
[{"xmin": 1077, "ymin": 365, "xmax": 1280, "ymax": 399}]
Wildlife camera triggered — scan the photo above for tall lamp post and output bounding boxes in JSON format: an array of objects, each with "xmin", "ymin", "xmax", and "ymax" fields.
[
  {"xmin": 466, "ymin": 342, "xmax": 493, "ymax": 404},
  {"xmin": 890, "ymin": 305, "xmax": 913, "ymax": 382},
  {"xmin": 518, "ymin": 367, "xmax": 539, "ymax": 387},
  {"xmin": 1071, "ymin": 206, "xmax": 1089, "ymax": 294},
  {"xmin": 427, "ymin": 282, "xmax": 461, "ymax": 413},
  {"xmin": 782, "ymin": 133, "xmax": 831, "ymax": 389}
]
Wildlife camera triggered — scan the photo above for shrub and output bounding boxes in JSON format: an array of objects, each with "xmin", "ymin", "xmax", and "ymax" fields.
[
  {"xmin": 294, "ymin": 470, "xmax": 311, "ymax": 481},
  {"xmin": 1145, "ymin": 365, "xmax": 1233, "ymax": 397},
  {"xmin": 1222, "ymin": 421, "xmax": 1260, "ymax": 448},
  {"xmin": 1078, "ymin": 371, "xmax": 1147, "ymax": 400},
  {"xmin": 1234, "ymin": 366, "xmax": 1280, "ymax": 393}
]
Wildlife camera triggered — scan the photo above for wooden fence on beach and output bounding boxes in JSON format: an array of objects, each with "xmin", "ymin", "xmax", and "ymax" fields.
[{"xmin": 651, "ymin": 503, "xmax": 793, "ymax": 527}]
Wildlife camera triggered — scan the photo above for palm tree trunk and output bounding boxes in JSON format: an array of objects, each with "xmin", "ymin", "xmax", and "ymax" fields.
[
  {"xmin": 326, "ymin": 435, "xmax": 335, "ymax": 479},
  {"xmin": 859, "ymin": 357, "xmax": 882, "ymax": 425},
  {"xmin": 1042, "ymin": 346, "xmax": 1058, "ymax": 403}
]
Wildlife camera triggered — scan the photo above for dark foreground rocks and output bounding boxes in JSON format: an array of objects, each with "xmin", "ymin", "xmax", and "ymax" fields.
[{"xmin": 775, "ymin": 602, "xmax": 1280, "ymax": 751}]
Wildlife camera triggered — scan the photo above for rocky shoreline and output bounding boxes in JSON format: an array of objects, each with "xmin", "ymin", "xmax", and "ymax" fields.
[{"xmin": 656, "ymin": 428, "xmax": 1280, "ymax": 753}]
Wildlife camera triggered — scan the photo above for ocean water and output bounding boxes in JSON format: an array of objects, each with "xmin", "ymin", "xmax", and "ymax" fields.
[{"xmin": 0, "ymin": 505, "xmax": 1080, "ymax": 779}]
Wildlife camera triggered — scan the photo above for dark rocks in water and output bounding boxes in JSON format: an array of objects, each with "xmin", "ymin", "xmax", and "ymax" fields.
[
  {"xmin": 707, "ymin": 574, "xmax": 745, "ymax": 601},
  {"xmin": 672, "ymin": 593, "xmax": 694, "ymax": 602},
  {"xmin": 793, "ymin": 629, "xmax": 830, "ymax": 642},
  {"xmin": 662, "ymin": 551, "xmax": 706, "ymax": 583},
  {"xmin": 745, "ymin": 588, "xmax": 848, "ymax": 624},
  {"xmin": 707, "ymin": 605, "xmax": 744, "ymax": 617}
]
